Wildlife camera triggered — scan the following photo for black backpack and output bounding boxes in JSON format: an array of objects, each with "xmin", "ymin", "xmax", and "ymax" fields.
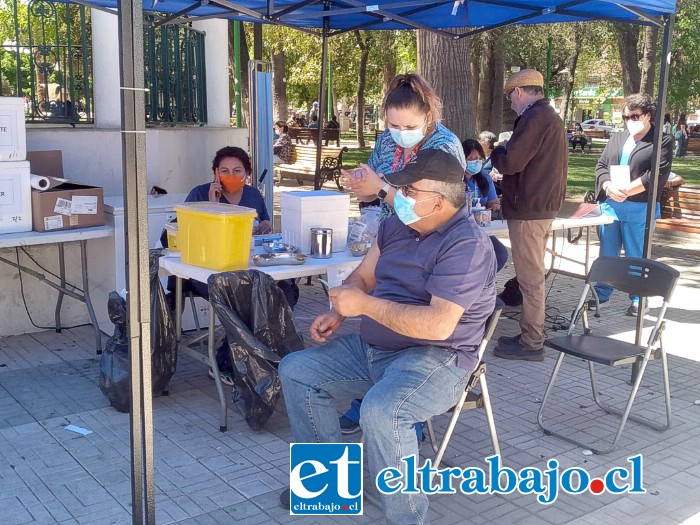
[{"xmin": 499, "ymin": 277, "xmax": 523, "ymax": 307}]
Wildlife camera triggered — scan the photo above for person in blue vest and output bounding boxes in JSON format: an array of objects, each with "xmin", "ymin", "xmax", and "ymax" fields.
[{"xmin": 590, "ymin": 93, "xmax": 673, "ymax": 316}]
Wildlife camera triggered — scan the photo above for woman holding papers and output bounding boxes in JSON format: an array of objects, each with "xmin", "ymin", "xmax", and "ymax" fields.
[{"xmin": 592, "ymin": 93, "xmax": 674, "ymax": 316}]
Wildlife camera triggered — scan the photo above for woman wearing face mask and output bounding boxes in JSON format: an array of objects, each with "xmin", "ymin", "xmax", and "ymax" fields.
[
  {"xmin": 185, "ymin": 146, "xmax": 272, "ymax": 235},
  {"xmin": 591, "ymin": 93, "xmax": 674, "ymax": 316},
  {"xmin": 343, "ymin": 73, "xmax": 465, "ymax": 218},
  {"xmin": 177, "ymin": 146, "xmax": 298, "ymax": 385},
  {"xmin": 462, "ymin": 139, "xmax": 501, "ymax": 214}
]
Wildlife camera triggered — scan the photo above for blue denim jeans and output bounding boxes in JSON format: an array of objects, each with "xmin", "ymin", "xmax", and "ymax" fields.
[{"xmin": 279, "ymin": 334, "xmax": 471, "ymax": 525}]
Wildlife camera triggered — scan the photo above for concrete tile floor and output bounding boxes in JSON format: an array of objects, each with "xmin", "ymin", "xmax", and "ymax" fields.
[{"xmin": 1, "ymin": 228, "xmax": 699, "ymax": 524}]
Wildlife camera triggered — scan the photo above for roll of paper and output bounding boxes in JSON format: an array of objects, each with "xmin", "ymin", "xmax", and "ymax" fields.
[{"xmin": 30, "ymin": 174, "xmax": 66, "ymax": 191}]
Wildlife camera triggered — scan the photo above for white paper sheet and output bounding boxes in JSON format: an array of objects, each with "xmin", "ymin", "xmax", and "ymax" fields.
[{"xmin": 610, "ymin": 165, "xmax": 631, "ymax": 189}]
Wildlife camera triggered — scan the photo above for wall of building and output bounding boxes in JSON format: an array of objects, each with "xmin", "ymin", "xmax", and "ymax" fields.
[{"xmin": 0, "ymin": 126, "xmax": 248, "ymax": 338}]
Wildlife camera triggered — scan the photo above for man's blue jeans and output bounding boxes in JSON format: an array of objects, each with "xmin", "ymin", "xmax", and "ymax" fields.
[{"xmin": 279, "ymin": 334, "xmax": 471, "ymax": 525}]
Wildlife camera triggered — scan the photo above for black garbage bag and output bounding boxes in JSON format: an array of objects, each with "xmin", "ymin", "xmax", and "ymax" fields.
[
  {"xmin": 99, "ymin": 291, "xmax": 130, "ymax": 412},
  {"xmin": 208, "ymin": 270, "xmax": 305, "ymax": 430},
  {"xmin": 99, "ymin": 249, "xmax": 178, "ymax": 412}
]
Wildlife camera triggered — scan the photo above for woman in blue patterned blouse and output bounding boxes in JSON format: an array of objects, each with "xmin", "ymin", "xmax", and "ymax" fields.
[{"xmin": 344, "ymin": 73, "xmax": 465, "ymax": 217}]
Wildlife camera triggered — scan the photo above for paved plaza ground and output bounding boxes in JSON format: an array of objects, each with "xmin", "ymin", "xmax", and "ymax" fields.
[{"xmin": 1, "ymin": 199, "xmax": 699, "ymax": 524}]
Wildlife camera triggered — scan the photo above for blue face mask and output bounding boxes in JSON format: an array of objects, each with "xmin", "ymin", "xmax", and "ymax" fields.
[
  {"xmin": 466, "ymin": 160, "xmax": 483, "ymax": 175},
  {"xmin": 393, "ymin": 191, "xmax": 438, "ymax": 225},
  {"xmin": 389, "ymin": 127, "xmax": 425, "ymax": 149}
]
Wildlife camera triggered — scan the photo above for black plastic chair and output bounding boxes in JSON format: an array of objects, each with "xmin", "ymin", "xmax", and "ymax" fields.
[
  {"xmin": 537, "ymin": 257, "xmax": 680, "ymax": 454},
  {"xmin": 426, "ymin": 305, "xmax": 503, "ymax": 469}
]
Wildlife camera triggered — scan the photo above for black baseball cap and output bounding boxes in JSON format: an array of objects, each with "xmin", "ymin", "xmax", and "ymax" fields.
[{"xmin": 384, "ymin": 148, "xmax": 465, "ymax": 186}]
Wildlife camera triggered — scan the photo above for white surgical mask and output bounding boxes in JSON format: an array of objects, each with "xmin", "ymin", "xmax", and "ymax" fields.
[
  {"xmin": 389, "ymin": 127, "xmax": 425, "ymax": 149},
  {"xmin": 627, "ymin": 120, "xmax": 645, "ymax": 136}
]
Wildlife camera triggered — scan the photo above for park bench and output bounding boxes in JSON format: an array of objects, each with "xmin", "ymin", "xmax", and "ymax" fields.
[
  {"xmin": 585, "ymin": 129, "xmax": 608, "ymax": 139},
  {"xmin": 685, "ymin": 137, "xmax": 700, "ymax": 156},
  {"xmin": 288, "ymin": 127, "xmax": 341, "ymax": 147},
  {"xmin": 274, "ymin": 144, "xmax": 348, "ymax": 190},
  {"xmin": 657, "ymin": 185, "xmax": 700, "ymax": 234}
]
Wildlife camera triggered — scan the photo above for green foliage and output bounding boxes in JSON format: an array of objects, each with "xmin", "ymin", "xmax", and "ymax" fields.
[{"xmin": 668, "ymin": 0, "xmax": 700, "ymax": 112}]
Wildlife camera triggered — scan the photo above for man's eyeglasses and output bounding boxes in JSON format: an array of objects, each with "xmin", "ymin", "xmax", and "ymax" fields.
[
  {"xmin": 622, "ymin": 113, "xmax": 645, "ymax": 122},
  {"xmin": 505, "ymin": 89, "xmax": 515, "ymax": 101},
  {"xmin": 399, "ymin": 185, "xmax": 443, "ymax": 199}
]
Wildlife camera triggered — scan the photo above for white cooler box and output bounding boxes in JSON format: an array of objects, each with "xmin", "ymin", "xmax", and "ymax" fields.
[
  {"xmin": 0, "ymin": 160, "xmax": 31, "ymax": 233},
  {"xmin": 280, "ymin": 190, "xmax": 350, "ymax": 254},
  {"xmin": 0, "ymin": 97, "xmax": 27, "ymax": 161}
]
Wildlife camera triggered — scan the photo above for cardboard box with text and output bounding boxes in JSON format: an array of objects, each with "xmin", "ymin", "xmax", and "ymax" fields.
[{"xmin": 31, "ymin": 182, "xmax": 105, "ymax": 232}]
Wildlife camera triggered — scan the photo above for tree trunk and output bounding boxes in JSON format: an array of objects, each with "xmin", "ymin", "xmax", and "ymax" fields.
[
  {"xmin": 617, "ymin": 25, "xmax": 641, "ymax": 96},
  {"xmin": 489, "ymin": 29, "xmax": 505, "ymax": 135},
  {"xmin": 477, "ymin": 32, "xmax": 495, "ymax": 133},
  {"xmin": 229, "ymin": 21, "xmax": 251, "ymax": 128},
  {"xmin": 469, "ymin": 35, "xmax": 481, "ymax": 123},
  {"xmin": 271, "ymin": 47, "xmax": 287, "ymax": 121},
  {"xmin": 355, "ymin": 31, "xmax": 371, "ymax": 148},
  {"xmin": 417, "ymin": 29, "xmax": 474, "ymax": 140},
  {"xmin": 640, "ymin": 26, "xmax": 659, "ymax": 96},
  {"xmin": 560, "ymin": 24, "xmax": 584, "ymax": 124},
  {"xmin": 380, "ymin": 31, "xmax": 397, "ymax": 97}
]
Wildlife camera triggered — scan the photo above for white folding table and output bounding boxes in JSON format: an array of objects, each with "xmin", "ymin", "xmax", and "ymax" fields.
[
  {"xmin": 159, "ymin": 247, "xmax": 363, "ymax": 431},
  {"xmin": 482, "ymin": 214, "xmax": 614, "ymax": 279},
  {"xmin": 0, "ymin": 225, "xmax": 114, "ymax": 353}
]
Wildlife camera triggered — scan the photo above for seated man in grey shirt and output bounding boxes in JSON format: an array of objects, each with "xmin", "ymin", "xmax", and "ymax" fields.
[{"xmin": 278, "ymin": 149, "xmax": 496, "ymax": 525}]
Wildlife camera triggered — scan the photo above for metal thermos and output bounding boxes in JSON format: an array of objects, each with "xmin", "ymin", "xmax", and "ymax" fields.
[{"xmin": 310, "ymin": 228, "xmax": 333, "ymax": 258}]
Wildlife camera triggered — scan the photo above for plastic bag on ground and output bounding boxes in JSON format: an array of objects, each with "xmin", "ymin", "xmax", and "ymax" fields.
[
  {"xmin": 208, "ymin": 270, "xmax": 305, "ymax": 431},
  {"xmin": 99, "ymin": 249, "xmax": 178, "ymax": 412}
]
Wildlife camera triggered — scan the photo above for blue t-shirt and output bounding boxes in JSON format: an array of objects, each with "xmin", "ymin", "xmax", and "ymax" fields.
[
  {"xmin": 465, "ymin": 171, "xmax": 498, "ymax": 207},
  {"xmin": 185, "ymin": 183, "xmax": 270, "ymax": 222},
  {"xmin": 360, "ymin": 206, "xmax": 497, "ymax": 371}
]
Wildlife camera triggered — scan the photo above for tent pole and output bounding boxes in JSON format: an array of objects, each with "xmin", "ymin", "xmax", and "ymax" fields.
[
  {"xmin": 234, "ymin": 21, "xmax": 242, "ymax": 127},
  {"xmin": 632, "ymin": 13, "xmax": 674, "ymax": 372},
  {"xmin": 314, "ymin": 1, "xmax": 330, "ymax": 190},
  {"xmin": 117, "ymin": 0, "xmax": 156, "ymax": 522}
]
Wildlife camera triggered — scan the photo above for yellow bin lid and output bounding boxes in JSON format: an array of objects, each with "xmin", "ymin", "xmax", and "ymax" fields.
[{"xmin": 174, "ymin": 202, "xmax": 258, "ymax": 217}]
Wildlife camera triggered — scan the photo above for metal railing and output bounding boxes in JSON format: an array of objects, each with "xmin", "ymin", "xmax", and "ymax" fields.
[
  {"xmin": 0, "ymin": 0, "xmax": 92, "ymax": 125},
  {"xmin": 144, "ymin": 16, "xmax": 207, "ymax": 126}
]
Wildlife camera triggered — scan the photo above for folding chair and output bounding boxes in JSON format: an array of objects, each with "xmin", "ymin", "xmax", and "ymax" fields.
[
  {"xmin": 537, "ymin": 257, "xmax": 679, "ymax": 454},
  {"xmin": 426, "ymin": 305, "xmax": 503, "ymax": 469}
]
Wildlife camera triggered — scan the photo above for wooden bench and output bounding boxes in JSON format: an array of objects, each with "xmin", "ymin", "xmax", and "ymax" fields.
[
  {"xmin": 685, "ymin": 137, "xmax": 700, "ymax": 156},
  {"xmin": 274, "ymin": 144, "xmax": 348, "ymax": 190},
  {"xmin": 586, "ymin": 129, "xmax": 608, "ymax": 139},
  {"xmin": 657, "ymin": 185, "xmax": 700, "ymax": 234},
  {"xmin": 288, "ymin": 127, "xmax": 340, "ymax": 147}
]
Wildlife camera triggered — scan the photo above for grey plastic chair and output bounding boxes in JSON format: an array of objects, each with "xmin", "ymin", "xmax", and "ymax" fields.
[
  {"xmin": 537, "ymin": 257, "xmax": 680, "ymax": 454},
  {"xmin": 426, "ymin": 305, "xmax": 503, "ymax": 469}
]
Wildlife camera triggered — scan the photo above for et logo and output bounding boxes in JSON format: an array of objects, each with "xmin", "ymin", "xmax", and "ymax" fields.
[{"xmin": 289, "ymin": 443, "xmax": 363, "ymax": 515}]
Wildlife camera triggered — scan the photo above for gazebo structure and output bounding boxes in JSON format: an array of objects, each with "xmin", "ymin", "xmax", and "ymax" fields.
[{"xmin": 47, "ymin": 0, "xmax": 677, "ymax": 522}]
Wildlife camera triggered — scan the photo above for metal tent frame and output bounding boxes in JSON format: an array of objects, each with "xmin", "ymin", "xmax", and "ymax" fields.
[{"xmin": 88, "ymin": 0, "xmax": 677, "ymax": 521}]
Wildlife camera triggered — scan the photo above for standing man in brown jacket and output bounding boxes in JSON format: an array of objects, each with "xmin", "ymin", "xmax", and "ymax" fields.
[{"xmin": 490, "ymin": 69, "xmax": 568, "ymax": 361}]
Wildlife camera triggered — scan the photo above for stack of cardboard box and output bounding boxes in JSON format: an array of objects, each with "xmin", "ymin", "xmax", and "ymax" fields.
[{"xmin": 0, "ymin": 97, "xmax": 31, "ymax": 234}]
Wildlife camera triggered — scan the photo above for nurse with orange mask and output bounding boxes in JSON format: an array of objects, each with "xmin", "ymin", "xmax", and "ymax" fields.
[{"xmin": 185, "ymin": 146, "xmax": 272, "ymax": 235}]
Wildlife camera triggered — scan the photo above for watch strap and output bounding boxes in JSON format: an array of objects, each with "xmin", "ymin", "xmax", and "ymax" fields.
[{"xmin": 377, "ymin": 183, "xmax": 391, "ymax": 199}]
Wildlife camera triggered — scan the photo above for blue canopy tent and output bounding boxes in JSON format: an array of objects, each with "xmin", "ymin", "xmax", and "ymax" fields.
[{"xmin": 92, "ymin": 0, "xmax": 675, "ymax": 522}]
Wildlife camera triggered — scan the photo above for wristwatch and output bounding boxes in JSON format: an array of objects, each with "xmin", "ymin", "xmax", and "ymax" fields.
[{"xmin": 377, "ymin": 183, "xmax": 392, "ymax": 200}]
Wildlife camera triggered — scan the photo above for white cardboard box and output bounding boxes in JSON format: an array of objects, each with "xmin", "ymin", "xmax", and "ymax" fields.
[
  {"xmin": 0, "ymin": 160, "xmax": 31, "ymax": 233},
  {"xmin": 280, "ymin": 190, "xmax": 350, "ymax": 254},
  {"xmin": 0, "ymin": 97, "xmax": 27, "ymax": 161}
]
